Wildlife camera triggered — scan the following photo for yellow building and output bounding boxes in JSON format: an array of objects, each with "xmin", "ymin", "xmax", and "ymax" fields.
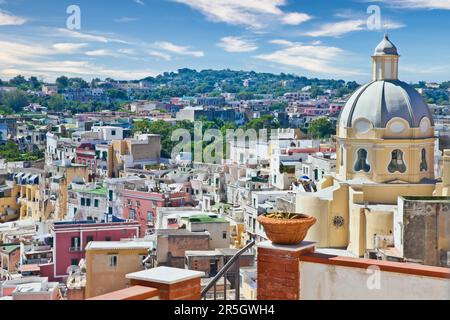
[
  {"xmin": 0, "ymin": 186, "xmax": 20, "ymax": 223},
  {"xmin": 297, "ymin": 35, "xmax": 439, "ymax": 256},
  {"xmin": 50, "ymin": 160, "xmax": 89, "ymax": 220},
  {"xmin": 85, "ymin": 241, "xmax": 153, "ymax": 299}
]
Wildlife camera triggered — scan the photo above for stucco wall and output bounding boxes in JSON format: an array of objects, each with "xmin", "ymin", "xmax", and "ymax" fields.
[{"xmin": 300, "ymin": 261, "xmax": 450, "ymax": 300}]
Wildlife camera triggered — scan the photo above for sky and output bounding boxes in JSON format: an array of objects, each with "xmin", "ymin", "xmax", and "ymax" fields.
[{"xmin": 0, "ymin": 0, "xmax": 449, "ymax": 83}]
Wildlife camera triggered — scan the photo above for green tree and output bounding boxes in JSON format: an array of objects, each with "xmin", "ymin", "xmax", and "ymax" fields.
[
  {"xmin": 9, "ymin": 75, "xmax": 27, "ymax": 87},
  {"xmin": 56, "ymin": 76, "xmax": 69, "ymax": 90},
  {"xmin": 0, "ymin": 90, "xmax": 29, "ymax": 112},
  {"xmin": 308, "ymin": 118, "xmax": 335, "ymax": 139}
]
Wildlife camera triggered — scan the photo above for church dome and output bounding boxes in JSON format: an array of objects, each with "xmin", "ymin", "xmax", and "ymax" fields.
[
  {"xmin": 374, "ymin": 34, "xmax": 398, "ymax": 56},
  {"xmin": 339, "ymin": 80, "xmax": 434, "ymax": 129},
  {"xmin": 339, "ymin": 35, "xmax": 433, "ymax": 130}
]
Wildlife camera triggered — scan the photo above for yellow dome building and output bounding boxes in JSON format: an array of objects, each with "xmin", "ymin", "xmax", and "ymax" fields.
[{"xmin": 297, "ymin": 35, "xmax": 440, "ymax": 257}]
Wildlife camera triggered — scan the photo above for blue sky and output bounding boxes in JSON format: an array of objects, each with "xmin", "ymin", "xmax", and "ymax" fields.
[{"xmin": 0, "ymin": 0, "xmax": 449, "ymax": 83}]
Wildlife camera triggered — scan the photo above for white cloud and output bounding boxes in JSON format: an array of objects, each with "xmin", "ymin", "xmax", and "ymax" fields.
[
  {"xmin": 255, "ymin": 40, "xmax": 362, "ymax": 76},
  {"xmin": 52, "ymin": 43, "xmax": 88, "ymax": 53},
  {"xmin": 281, "ymin": 12, "xmax": 312, "ymax": 25},
  {"xmin": 0, "ymin": 9, "xmax": 26, "ymax": 26},
  {"xmin": 0, "ymin": 39, "xmax": 156, "ymax": 81},
  {"xmin": 118, "ymin": 48, "xmax": 136, "ymax": 55},
  {"xmin": 303, "ymin": 18, "xmax": 405, "ymax": 37},
  {"xmin": 134, "ymin": 0, "xmax": 145, "ymax": 5},
  {"xmin": 147, "ymin": 50, "xmax": 172, "ymax": 61},
  {"xmin": 369, "ymin": 0, "xmax": 450, "ymax": 10},
  {"xmin": 153, "ymin": 41, "xmax": 204, "ymax": 57},
  {"xmin": 85, "ymin": 50, "xmax": 119, "ymax": 57},
  {"xmin": 56, "ymin": 28, "xmax": 128, "ymax": 44},
  {"xmin": 217, "ymin": 36, "xmax": 258, "ymax": 53},
  {"xmin": 303, "ymin": 19, "xmax": 367, "ymax": 37},
  {"xmin": 171, "ymin": 0, "xmax": 311, "ymax": 29}
]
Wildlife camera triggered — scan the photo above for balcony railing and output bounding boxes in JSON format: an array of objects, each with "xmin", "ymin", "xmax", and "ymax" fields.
[
  {"xmin": 69, "ymin": 247, "xmax": 83, "ymax": 253},
  {"xmin": 201, "ymin": 240, "xmax": 256, "ymax": 301}
]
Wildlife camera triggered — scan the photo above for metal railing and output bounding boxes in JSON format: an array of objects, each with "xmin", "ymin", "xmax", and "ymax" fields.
[{"xmin": 201, "ymin": 240, "xmax": 256, "ymax": 301}]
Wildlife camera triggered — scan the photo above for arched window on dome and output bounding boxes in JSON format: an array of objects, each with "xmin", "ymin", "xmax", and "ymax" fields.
[
  {"xmin": 388, "ymin": 150, "xmax": 407, "ymax": 173},
  {"xmin": 420, "ymin": 149, "xmax": 428, "ymax": 172},
  {"xmin": 354, "ymin": 149, "xmax": 370, "ymax": 173}
]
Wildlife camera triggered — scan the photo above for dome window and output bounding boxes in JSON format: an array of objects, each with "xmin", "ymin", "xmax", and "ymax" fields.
[
  {"xmin": 420, "ymin": 149, "xmax": 428, "ymax": 172},
  {"xmin": 354, "ymin": 119, "xmax": 372, "ymax": 134},
  {"xmin": 354, "ymin": 149, "xmax": 371, "ymax": 173},
  {"xmin": 388, "ymin": 150, "xmax": 407, "ymax": 173},
  {"xmin": 390, "ymin": 121, "xmax": 406, "ymax": 133},
  {"xmin": 420, "ymin": 118, "xmax": 431, "ymax": 133}
]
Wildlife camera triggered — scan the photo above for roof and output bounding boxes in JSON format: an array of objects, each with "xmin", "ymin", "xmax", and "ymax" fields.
[
  {"xmin": 374, "ymin": 34, "xmax": 399, "ymax": 56},
  {"xmin": 86, "ymin": 241, "xmax": 153, "ymax": 251},
  {"xmin": 77, "ymin": 186, "xmax": 107, "ymax": 196},
  {"xmin": 0, "ymin": 244, "xmax": 20, "ymax": 254},
  {"xmin": 339, "ymin": 80, "xmax": 433, "ymax": 129},
  {"xmin": 126, "ymin": 266, "xmax": 204, "ymax": 285},
  {"xmin": 188, "ymin": 215, "xmax": 228, "ymax": 224}
]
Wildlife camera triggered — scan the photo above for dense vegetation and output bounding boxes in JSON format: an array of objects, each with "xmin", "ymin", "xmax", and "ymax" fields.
[
  {"xmin": 137, "ymin": 68, "xmax": 360, "ymax": 100},
  {"xmin": 133, "ymin": 116, "xmax": 285, "ymax": 158},
  {"xmin": 1, "ymin": 71, "xmax": 448, "ymax": 115},
  {"xmin": 308, "ymin": 118, "xmax": 336, "ymax": 139},
  {"xmin": 0, "ymin": 141, "xmax": 44, "ymax": 162}
]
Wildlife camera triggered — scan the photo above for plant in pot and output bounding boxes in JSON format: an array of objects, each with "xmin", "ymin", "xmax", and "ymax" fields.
[{"xmin": 257, "ymin": 212, "xmax": 317, "ymax": 245}]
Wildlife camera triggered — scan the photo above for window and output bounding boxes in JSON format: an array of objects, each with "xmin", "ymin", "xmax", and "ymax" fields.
[
  {"xmin": 222, "ymin": 232, "xmax": 227, "ymax": 239},
  {"xmin": 71, "ymin": 237, "xmax": 80, "ymax": 249},
  {"xmin": 109, "ymin": 190, "xmax": 113, "ymax": 201},
  {"xmin": 94, "ymin": 199, "xmax": 99, "ymax": 208},
  {"xmin": 86, "ymin": 236, "xmax": 94, "ymax": 246},
  {"xmin": 388, "ymin": 149, "xmax": 407, "ymax": 173},
  {"xmin": 71, "ymin": 259, "xmax": 79, "ymax": 266},
  {"xmin": 354, "ymin": 149, "xmax": 370, "ymax": 173},
  {"xmin": 86, "ymin": 198, "xmax": 91, "ymax": 207},
  {"xmin": 147, "ymin": 212, "xmax": 153, "ymax": 224},
  {"xmin": 111, "ymin": 130, "xmax": 116, "ymax": 136},
  {"xmin": 340, "ymin": 146, "xmax": 344, "ymax": 166},
  {"xmin": 109, "ymin": 255, "xmax": 118, "ymax": 267},
  {"xmin": 80, "ymin": 198, "xmax": 85, "ymax": 206},
  {"xmin": 129, "ymin": 209, "xmax": 136, "ymax": 221},
  {"xmin": 136, "ymin": 201, "xmax": 141, "ymax": 208},
  {"xmin": 420, "ymin": 149, "xmax": 428, "ymax": 172}
]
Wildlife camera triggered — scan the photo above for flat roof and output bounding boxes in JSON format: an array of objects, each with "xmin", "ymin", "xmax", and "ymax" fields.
[
  {"xmin": 86, "ymin": 241, "xmax": 153, "ymax": 251},
  {"xmin": 126, "ymin": 266, "xmax": 204, "ymax": 285},
  {"xmin": 188, "ymin": 215, "xmax": 228, "ymax": 224}
]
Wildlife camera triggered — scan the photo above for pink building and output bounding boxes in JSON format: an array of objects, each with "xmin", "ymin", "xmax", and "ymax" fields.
[
  {"xmin": 50, "ymin": 220, "xmax": 140, "ymax": 280},
  {"xmin": 122, "ymin": 186, "xmax": 194, "ymax": 236}
]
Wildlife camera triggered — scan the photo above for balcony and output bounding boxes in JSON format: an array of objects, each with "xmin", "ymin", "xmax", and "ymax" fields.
[{"xmin": 69, "ymin": 247, "xmax": 83, "ymax": 253}]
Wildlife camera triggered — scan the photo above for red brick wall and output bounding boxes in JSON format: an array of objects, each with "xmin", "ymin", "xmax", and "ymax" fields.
[
  {"xmin": 257, "ymin": 246, "xmax": 314, "ymax": 300},
  {"xmin": 130, "ymin": 278, "xmax": 201, "ymax": 300}
]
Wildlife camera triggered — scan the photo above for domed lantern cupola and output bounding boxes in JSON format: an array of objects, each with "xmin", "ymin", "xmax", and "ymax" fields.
[{"xmin": 372, "ymin": 34, "xmax": 399, "ymax": 81}]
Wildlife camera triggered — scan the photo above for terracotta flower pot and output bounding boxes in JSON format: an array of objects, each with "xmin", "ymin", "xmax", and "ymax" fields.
[{"xmin": 257, "ymin": 214, "xmax": 317, "ymax": 245}]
